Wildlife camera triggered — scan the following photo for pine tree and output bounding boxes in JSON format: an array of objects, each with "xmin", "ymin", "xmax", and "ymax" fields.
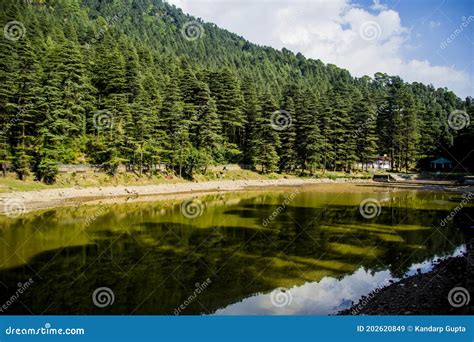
[
  {"xmin": 278, "ymin": 91, "xmax": 297, "ymax": 172},
  {"xmin": 353, "ymin": 95, "xmax": 378, "ymax": 170},
  {"xmin": 316, "ymin": 94, "xmax": 335, "ymax": 172},
  {"xmin": 252, "ymin": 92, "xmax": 280, "ymax": 173},
  {"xmin": 92, "ymin": 43, "xmax": 130, "ymax": 173},
  {"xmin": 330, "ymin": 82, "xmax": 357, "ymax": 171},
  {"xmin": 0, "ymin": 0, "xmax": 470, "ymax": 183},
  {"xmin": 36, "ymin": 39, "xmax": 94, "ymax": 181},
  {"xmin": 241, "ymin": 77, "xmax": 261, "ymax": 166},
  {"xmin": 207, "ymin": 69, "xmax": 245, "ymax": 147},
  {"xmin": 194, "ymin": 87, "xmax": 222, "ymax": 163},
  {"xmin": 11, "ymin": 37, "xmax": 42, "ymax": 180},
  {"xmin": 161, "ymin": 67, "xmax": 188, "ymax": 176},
  {"xmin": 0, "ymin": 37, "xmax": 17, "ymax": 177},
  {"xmin": 300, "ymin": 91, "xmax": 323, "ymax": 174}
]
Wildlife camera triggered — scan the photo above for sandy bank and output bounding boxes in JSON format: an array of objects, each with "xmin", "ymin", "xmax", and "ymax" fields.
[
  {"xmin": 0, "ymin": 178, "xmax": 373, "ymax": 214},
  {"xmin": 1, "ymin": 177, "xmax": 470, "ymax": 215}
]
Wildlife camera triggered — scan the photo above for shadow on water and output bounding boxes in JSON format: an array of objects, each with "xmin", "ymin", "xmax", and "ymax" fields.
[{"xmin": 0, "ymin": 190, "xmax": 469, "ymax": 315}]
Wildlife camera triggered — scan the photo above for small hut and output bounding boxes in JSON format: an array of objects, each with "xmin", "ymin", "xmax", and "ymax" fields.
[{"xmin": 430, "ymin": 157, "xmax": 453, "ymax": 171}]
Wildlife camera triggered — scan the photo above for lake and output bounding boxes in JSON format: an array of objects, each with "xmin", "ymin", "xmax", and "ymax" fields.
[{"xmin": 0, "ymin": 184, "xmax": 468, "ymax": 315}]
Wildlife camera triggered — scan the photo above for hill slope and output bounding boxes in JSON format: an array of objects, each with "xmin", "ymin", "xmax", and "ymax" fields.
[{"xmin": 0, "ymin": 0, "xmax": 472, "ymax": 183}]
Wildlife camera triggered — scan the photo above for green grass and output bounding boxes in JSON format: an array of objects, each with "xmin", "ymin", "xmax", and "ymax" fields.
[
  {"xmin": 0, "ymin": 169, "xmax": 374, "ymax": 193},
  {"xmin": 0, "ymin": 177, "xmax": 50, "ymax": 192}
]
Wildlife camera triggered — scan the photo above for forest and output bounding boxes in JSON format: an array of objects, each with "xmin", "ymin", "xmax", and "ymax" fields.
[{"xmin": 0, "ymin": 0, "xmax": 473, "ymax": 183}]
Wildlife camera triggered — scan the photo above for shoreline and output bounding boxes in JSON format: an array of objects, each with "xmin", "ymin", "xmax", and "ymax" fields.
[
  {"xmin": 0, "ymin": 178, "xmax": 369, "ymax": 214},
  {"xmin": 338, "ymin": 253, "xmax": 473, "ymax": 315},
  {"xmin": 0, "ymin": 178, "xmax": 471, "ymax": 215}
]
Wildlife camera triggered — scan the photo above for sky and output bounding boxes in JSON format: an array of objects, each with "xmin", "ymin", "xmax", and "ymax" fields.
[{"xmin": 166, "ymin": 0, "xmax": 473, "ymax": 99}]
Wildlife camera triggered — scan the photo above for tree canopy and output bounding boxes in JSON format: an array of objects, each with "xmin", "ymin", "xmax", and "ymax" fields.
[{"xmin": 0, "ymin": 0, "xmax": 472, "ymax": 182}]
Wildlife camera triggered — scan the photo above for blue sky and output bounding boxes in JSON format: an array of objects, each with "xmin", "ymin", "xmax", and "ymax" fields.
[
  {"xmin": 168, "ymin": 0, "xmax": 473, "ymax": 98},
  {"xmin": 380, "ymin": 0, "xmax": 472, "ymax": 83}
]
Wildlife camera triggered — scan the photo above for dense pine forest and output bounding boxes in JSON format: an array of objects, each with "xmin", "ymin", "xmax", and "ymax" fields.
[{"xmin": 0, "ymin": 0, "xmax": 472, "ymax": 183}]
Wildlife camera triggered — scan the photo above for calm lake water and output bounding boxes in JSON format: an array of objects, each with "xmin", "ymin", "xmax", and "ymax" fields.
[{"xmin": 0, "ymin": 185, "xmax": 469, "ymax": 315}]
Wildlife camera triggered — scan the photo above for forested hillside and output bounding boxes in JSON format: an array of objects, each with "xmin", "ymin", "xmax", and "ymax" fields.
[{"xmin": 0, "ymin": 0, "xmax": 472, "ymax": 183}]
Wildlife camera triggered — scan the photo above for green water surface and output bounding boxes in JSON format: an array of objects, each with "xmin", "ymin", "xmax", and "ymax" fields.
[{"xmin": 0, "ymin": 185, "xmax": 468, "ymax": 315}]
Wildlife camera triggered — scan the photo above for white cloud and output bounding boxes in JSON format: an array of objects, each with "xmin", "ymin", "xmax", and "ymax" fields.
[
  {"xmin": 166, "ymin": 0, "xmax": 471, "ymax": 98},
  {"xmin": 428, "ymin": 20, "xmax": 441, "ymax": 28}
]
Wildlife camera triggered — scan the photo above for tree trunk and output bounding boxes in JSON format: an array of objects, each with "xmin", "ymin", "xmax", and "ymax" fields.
[{"xmin": 139, "ymin": 149, "xmax": 143, "ymax": 177}]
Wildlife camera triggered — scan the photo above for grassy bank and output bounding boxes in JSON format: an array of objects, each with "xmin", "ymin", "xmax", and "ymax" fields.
[{"xmin": 0, "ymin": 169, "xmax": 373, "ymax": 193}]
